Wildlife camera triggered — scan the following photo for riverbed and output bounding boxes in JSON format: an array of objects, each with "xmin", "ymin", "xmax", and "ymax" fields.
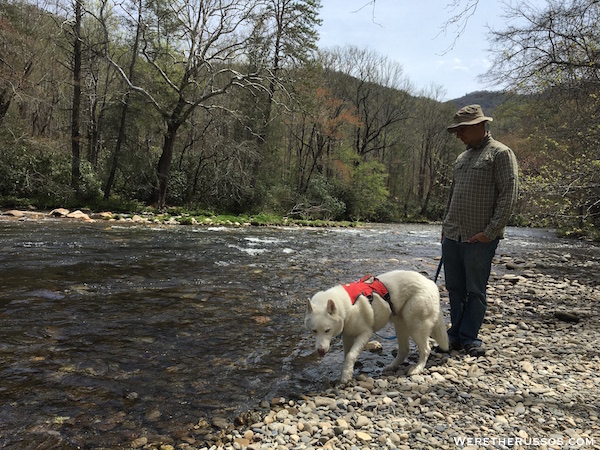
[{"xmin": 0, "ymin": 219, "xmax": 598, "ymax": 448}]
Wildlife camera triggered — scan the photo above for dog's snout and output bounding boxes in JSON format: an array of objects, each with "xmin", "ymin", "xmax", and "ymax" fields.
[{"xmin": 317, "ymin": 348, "xmax": 326, "ymax": 357}]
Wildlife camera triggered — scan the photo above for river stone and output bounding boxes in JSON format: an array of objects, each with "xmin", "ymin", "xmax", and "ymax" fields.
[
  {"xmin": 355, "ymin": 415, "xmax": 371, "ymax": 428},
  {"xmin": 130, "ymin": 437, "xmax": 147, "ymax": 448},
  {"xmin": 211, "ymin": 417, "xmax": 230, "ymax": 429},
  {"xmin": 520, "ymin": 361, "xmax": 534, "ymax": 373},
  {"xmin": 554, "ymin": 311, "xmax": 581, "ymax": 322},
  {"xmin": 3, "ymin": 210, "xmax": 25, "ymax": 217},
  {"xmin": 314, "ymin": 396, "xmax": 336, "ymax": 407},
  {"xmin": 364, "ymin": 340, "xmax": 383, "ymax": 352},
  {"xmin": 356, "ymin": 431, "xmax": 372, "ymax": 441},
  {"xmin": 66, "ymin": 210, "xmax": 91, "ymax": 220},
  {"xmin": 50, "ymin": 208, "xmax": 70, "ymax": 217}
]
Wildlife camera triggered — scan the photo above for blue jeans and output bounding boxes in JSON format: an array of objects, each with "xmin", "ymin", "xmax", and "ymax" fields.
[{"xmin": 442, "ymin": 237, "xmax": 499, "ymax": 347}]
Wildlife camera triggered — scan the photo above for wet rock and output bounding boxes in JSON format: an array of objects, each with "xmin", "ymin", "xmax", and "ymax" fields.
[
  {"xmin": 270, "ymin": 396, "xmax": 287, "ymax": 406},
  {"xmin": 211, "ymin": 417, "xmax": 230, "ymax": 430},
  {"xmin": 554, "ymin": 311, "xmax": 581, "ymax": 323},
  {"xmin": 364, "ymin": 340, "xmax": 383, "ymax": 353},
  {"xmin": 50, "ymin": 208, "xmax": 70, "ymax": 217},
  {"xmin": 145, "ymin": 407, "xmax": 161, "ymax": 421},
  {"xmin": 98, "ymin": 211, "xmax": 114, "ymax": 219},
  {"xmin": 130, "ymin": 437, "xmax": 147, "ymax": 448},
  {"xmin": 67, "ymin": 210, "xmax": 94, "ymax": 221},
  {"xmin": 3, "ymin": 210, "xmax": 25, "ymax": 217}
]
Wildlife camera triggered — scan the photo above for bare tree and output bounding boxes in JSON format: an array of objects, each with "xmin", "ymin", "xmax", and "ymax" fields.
[
  {"xmin": 484, "ymin": 0, "xmax": 600, "ymax": 92},
  {"xmin": 99, "ymin": 0, "xmax": 270, "ymax": 208},
  {"xmin": 484, "ymin": 0, "xmax": 600, "ymax": 230},
  {"xmin": 102, "ymin": 0, "xmax": 143, "ymax": 199},
  {"xmin": 0, "ymin": 0, "xmax": 46, "ymax": 125},
  {"xmin": 437, "ymin": 0, "xmax": 481, "ymax": 53},
  {"xmin": 413, "ymin": 86, "xmax": 458, "ymax": 215},
  {"xmin": 70, "ymin": 0, "xmax": 83, "ymax": 190},
  {"xmin": 323, "ymin": 45, "xmax": 413, "ymax": 161}
]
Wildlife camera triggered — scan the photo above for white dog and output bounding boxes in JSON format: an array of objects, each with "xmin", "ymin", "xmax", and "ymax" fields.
[{"xmin": 305, "ymin": 270, "xmax": 448, "ymax": 383}]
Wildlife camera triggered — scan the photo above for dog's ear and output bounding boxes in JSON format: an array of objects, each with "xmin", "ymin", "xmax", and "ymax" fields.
[
  {"xmin": 306, "ymin": 299, "xmax": 313, "ymax": 313},
  {"xmin": 327, "ymin": 299, "xmax": 336, "ymax": 315}
]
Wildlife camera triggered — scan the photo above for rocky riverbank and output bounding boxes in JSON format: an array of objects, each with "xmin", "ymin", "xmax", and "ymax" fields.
[
  {"xmin": 0, "ymin": 208, "xmax": 351, "ymax": 227},
  {"xmin": 187, "ymin": 254, "xmax": 600, "ymax": 450},
  {"xmin": 1, "ymin": 208, "xmax": 251, "ymax": 226}
]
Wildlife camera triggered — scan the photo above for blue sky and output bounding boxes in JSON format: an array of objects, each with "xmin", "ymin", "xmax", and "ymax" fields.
[{"xmin": 317, "ymin": 0, "xmax": 531, "ymax": 101}]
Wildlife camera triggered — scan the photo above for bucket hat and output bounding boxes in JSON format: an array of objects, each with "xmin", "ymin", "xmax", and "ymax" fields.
[{"xmin": 447, "ymin": 104, "xmax": 493, "ymax": 132}]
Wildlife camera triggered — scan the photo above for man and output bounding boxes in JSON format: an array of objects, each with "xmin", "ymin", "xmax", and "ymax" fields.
[{"xmin": 442, "ymin": 104, "xmax": 519, "ymax": 357}]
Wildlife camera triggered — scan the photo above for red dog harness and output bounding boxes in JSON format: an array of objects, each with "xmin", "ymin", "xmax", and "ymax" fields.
[{"xmin": 342, "ymin": 275, "xmax": 395, "ymax": 315}]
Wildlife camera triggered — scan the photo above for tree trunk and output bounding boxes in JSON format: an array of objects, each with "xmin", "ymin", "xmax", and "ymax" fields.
[
  {"xmin": 104, "ymin": 0, "xmax": 143, "ymax": 200},
  {"xmin": 104, "ymin": 93, "xmax": 129, "ymax": 199},
  {"xmin": 155, "ymin": 120, "xmax": 181, "ymax": 209},
  {"xmin": 0, "ymin": 88, "xmax": 13, "ymax": 125},
  {"xmin": 71, "ymin": 0, "xmax": 83, "ymax": 191}
]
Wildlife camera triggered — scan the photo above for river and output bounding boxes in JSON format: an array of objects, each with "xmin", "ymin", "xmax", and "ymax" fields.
[{"xmin": 0, "ymin": 219, "xmax": 598, "ymax": 448}]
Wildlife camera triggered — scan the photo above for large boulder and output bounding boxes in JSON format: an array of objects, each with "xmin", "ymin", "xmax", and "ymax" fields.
[
  {"xmin": 49, "ymin": 208, "xmax": 70, "ymax": 217},
  {"xmin": 3, "ymin": 210, "xmax": 26, "ymax": 217},
  {"xmin": 66, "ymin": 210, "xmax": 92, "ymax": 221}
]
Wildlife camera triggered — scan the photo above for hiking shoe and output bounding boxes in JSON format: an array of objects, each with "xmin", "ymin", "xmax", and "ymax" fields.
[
  {"xmin": 464, "ymin": 343, "xmax": 486, "ymax": 357},
  {"xmin": 433, "ymin": 341, "xmax": 462, "ymax": 353},
  {"xmin": 449, "ymin": 341, "xmax": 463, "ymax": 351}
]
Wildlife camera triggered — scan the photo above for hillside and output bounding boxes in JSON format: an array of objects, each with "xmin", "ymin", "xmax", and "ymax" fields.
[{"xmin": 449, "ymin": 90, "xmax": 513, "ymax": 115}]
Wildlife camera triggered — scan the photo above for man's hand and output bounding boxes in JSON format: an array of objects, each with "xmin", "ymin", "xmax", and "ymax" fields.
[{"xmin": 467, "ymin": 232, "xmax": 490, "ymax": 243}]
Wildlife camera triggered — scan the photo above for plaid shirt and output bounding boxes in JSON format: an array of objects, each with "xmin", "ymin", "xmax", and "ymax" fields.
[{"xmin": 443, "ymin": 133, "xmax": 519, "ymax": 241}]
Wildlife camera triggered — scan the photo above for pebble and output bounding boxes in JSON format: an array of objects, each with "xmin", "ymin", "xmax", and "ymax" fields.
[{"xmin": 167, "ymin": 252, "xmax": 600, "ymax": 449}]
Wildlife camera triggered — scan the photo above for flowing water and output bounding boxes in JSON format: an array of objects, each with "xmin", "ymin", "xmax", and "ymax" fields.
[{"xmin": 0, "ymin": 219, "xmax": 598, "ymax": 448}]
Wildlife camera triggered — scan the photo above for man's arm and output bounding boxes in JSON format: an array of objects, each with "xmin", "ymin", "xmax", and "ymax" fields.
[{"xmin": 483, "ymin": 148, "xmax": 519, "ymax": 239}]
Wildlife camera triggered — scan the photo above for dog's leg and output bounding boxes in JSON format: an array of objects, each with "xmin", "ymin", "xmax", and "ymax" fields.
[
  {"xmin": 342, "ymin": 334, "xmax": 355, "ymax": 356},
  {"xmin": 340, "ymin": 332, "xmax": 372, "ymax": 383},
  {"xmin": 384, "ymin": 317, "xmax": 410, "ymax": 372},
  {"xmin": 407, "ymin": 326, "xmax": 432, "ymax": 376}
]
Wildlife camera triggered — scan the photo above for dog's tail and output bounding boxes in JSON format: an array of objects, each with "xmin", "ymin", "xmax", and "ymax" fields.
[{"xmin": 431, "ymin": 310, "xmax": 449, "ymax": 351}]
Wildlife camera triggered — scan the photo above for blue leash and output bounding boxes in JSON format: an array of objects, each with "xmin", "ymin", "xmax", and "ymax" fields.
[{"xmin": 374, "ymin": 330, "xmax": 397, "ymax": 340}]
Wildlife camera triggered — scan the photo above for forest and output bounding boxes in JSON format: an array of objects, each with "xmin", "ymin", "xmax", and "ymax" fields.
[{"xmin": 0, "ymin": 0, "xmax": 598, "ymax": 239}]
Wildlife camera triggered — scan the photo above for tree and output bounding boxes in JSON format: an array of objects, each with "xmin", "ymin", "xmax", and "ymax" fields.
[
  {"xmin": 485, "ymin": 0, "xmax": 600, "ymax": 234},
  {"xmin": 101, "ymin": 0, "xmax": 270, "ymax": 209},
  {"xmin": 323, "ymin": 46, "xmax": 413, "ymax": 162},
  {"xmin": 286, "ymin": 84, "xmax": 360, "ymax": 195},
  {"xmin": 485, "ymin": 0, "xmax": 600, "ymax": 92},
  {"xmin": 412, "ymin": 88, "xmax": 458, "ymax": 217},
  {"xmin": 0, "ymin": 0, "xmax": 46, "ymax": 125},
  {"xmin": 238, "ymin": 0, "xmax": 322, "ymax": 211},
  {"xmin": 71, "ymin": 0, "xmax": 83, "ymax": 190},
  {"xmin": 259, "ymin": 0, "xmax": 321, "ymax": 136},
  {"xmin": 0, "ymin": 0, "xmax": 72, "ymax": 137},
  {"xmin": 102, "ymin": 0, "xmax": 143, "ymax": 199}
]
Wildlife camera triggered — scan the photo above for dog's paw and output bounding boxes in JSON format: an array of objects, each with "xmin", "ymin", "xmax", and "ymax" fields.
[
  {"xmin": 339, "ymin": 375, "xmax": 352, "ymax": 384},
  {"xmin": 339, "ymin": 370, "xmax": 353, "ymax": 384},
  {"xmin": 383, "ymin": 363, "xmax": 398, "ymax": 373},
  {"xmin": 407, "ymin": 365, "xmax": 424, "ymax": 376}
]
